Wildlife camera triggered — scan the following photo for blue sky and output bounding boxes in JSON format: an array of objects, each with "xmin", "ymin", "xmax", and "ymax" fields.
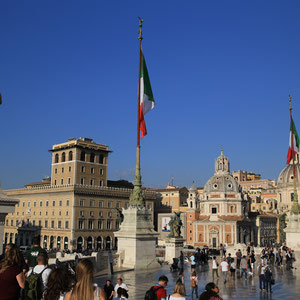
[{"xmin": 0, "ymin": 0, "xmax": 300, "ymax": 189}]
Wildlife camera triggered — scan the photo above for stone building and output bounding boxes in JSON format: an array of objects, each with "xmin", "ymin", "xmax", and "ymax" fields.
[
  {"xmin": 3, "ymin": 137, "xmax": 156, "ymax": 251},
  {"xmin": 186, "ymin": 151, "xmax": 256, "ymax": 248}
]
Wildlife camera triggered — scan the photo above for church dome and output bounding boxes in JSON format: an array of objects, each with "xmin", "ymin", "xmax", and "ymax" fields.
[
  {"xmin": 203, "ymin": 150, "xmax": 240, "ymax": 193},
  {"xmin": 277, "ymin": 163, "xmax": 300, "ymax": 188}
]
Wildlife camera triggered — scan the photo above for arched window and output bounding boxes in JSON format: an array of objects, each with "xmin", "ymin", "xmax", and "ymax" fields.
[
  {"xmin": 190, "ymin": 201, "xmax": 193, "ymax": 208},
  {"xmin": 105, "ymin": 236, "xmax": 111, "ymax": 250},
  {"xmin": 55, "ymin": 154, "xmax": 59, "ymax": 163},
  {"xmin": 90, "ymin": 153, "xmax": 95, "ymax": 163},
  {"xmin": 97, "ymin": 236, "xmax": 102, "ymax": 250},
  {"xmin": 64, "ymin": 237, "xmax": 68, "ymax": 250},
  {"xmin": 80, "ymin": 151, "xmax": 86, "ymax": 161},
  {"xmin": 77, "ymin": 236, "xmax": 83, "ymax": 251},
  {"xmin": 99, "ymin": 154, "xmax": 104, "ymax": 164},
  {"xmin": 61, "ymin": 152, "xmax": 66, "ymax": 162},
  {"xmin": 87, "ymin": 236, "xmax": 93, "ymax": 250},
  {"xmin": 68, "ymin": 151, "xmax": 73, "ymax": 161}
]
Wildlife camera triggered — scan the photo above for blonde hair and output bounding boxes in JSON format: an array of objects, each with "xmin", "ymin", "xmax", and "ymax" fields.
[
  {"xmin": 174, "ymin": 281, "xmax": 186, "ymax": 296},
  {"xmin": 70, "ymin": 259, "xmax": 94, "ymax": 300}
]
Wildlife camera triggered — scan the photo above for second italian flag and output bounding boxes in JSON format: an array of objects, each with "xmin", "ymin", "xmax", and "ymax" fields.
[
  {"xmin": 287, "ymin": 118, "xmax": 300, "ymax": 164},
  {"xmin": 139, "ymin": 51, "xmax": 155, "ymax": 138}
]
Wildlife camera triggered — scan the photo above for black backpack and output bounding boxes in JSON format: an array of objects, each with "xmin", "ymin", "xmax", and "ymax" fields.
[{"xmin": 145, "ymin": 286, "xmax": 163, "ymax": 300}]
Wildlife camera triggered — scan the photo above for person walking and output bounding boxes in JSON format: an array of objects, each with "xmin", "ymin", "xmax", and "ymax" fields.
[
  {"xmin": 114, "ymin": 278, "xmax": 129, "ymax": 298},
  {"xmin": 230, "ymin": 261, "xmax": 236, "ymax": 278},
  {"xmin": 212, "ymin": 256, "xmax": 219, "ymax": 280},
  {"xmin": 0, "ymin": 243, "xmax": 25, "ymax": 300},
  {"xmin": 219, "ymin": 258, "xmax": 229, "ymax": 284},
  {"xmin": 25, "ymin": 236, "xmax": 47, "ymax": 269},
  {"xmin": 264, "ymin": 266, "xmax": 273, "ymax": 293},
  {"xmin": 168, "ymin": 281, "xmax": 186, "ymax": 300},
  {"xmin": 26, "ymin": 252, "xmax": 52, "ymax": 297},
  {"xmin": 257, "ymin": 263, "xmax": 266, "ymax": 291},
  {"xmin": 236, "ymin": 249, "xmax": 242, "ymax": 269},
  {"xmin": 43, "ymin": 268, "xmax": 72, "ymax": 300},
  {"xmin": 177, "ymin": 270, "xmax": 184, "ymax": 284},
  {"xmin": 103, "ymin": 280, "xmax": 114, "ymax": 300},
  {"xmin": 147, "ymin": 275, "xmax": 168, "ymax": 300},
  {"xmin": 65, "ymin": 259, "xmax": 106, "ymax": 300},
  {"xmin": 249, "ymin": 251, "xmax": 256, "ymax": 276},
  {"xmin": 240, "ymin": 256, "xmax": 248, "ymax": 279},
  {"xmin": 190, "ymin": 271, "xmax": 198, "ymax": 300},
  {"xmin": 199, "ymin": 282, "xmax": 223, "ymax": 300},
  {"xmin": 179, "ymin": 251, "xmax": 184, "ymax": 269},
  {"xmin": 190, "ymin": 253, "xmax": 196, "ymax": 271}
]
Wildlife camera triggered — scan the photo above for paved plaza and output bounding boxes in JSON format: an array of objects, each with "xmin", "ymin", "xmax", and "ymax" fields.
[{"xmin": 96, "ymin": 253, "xmax": 300, "ymax": 300}]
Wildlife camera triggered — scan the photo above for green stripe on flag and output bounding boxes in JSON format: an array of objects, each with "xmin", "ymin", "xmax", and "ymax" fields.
[
  {"xmin": 140, "ymin": 52, "xmax": 154, "ymax": 102},
  {"xmin": 292, "ymin": 119, "xmax": 300, "ymax": 148}
]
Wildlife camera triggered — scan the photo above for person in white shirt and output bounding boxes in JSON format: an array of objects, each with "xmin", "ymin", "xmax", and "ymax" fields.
[
  {"xmin": 219, "ymin": 258, "xmax": 229, "ymax": 283},
  {"xmin": 26, "ymin": 252, "xmax": 52, "ymax": 297},
  {"xmin": 212, "ymin": 256, "xmax": 219, "ymax": 280},
  {"xmin": 257, "ymin": 263, "xmax": 266, "ymax": 290},
  {"xmin": 114, "ymin": 278, "xmax": 129, "ymax": 297}
]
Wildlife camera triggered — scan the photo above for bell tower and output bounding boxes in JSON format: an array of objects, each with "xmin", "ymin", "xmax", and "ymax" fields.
[{"xmin": 215, "ymin": 148, "xmax": 230, "ymax": 175}]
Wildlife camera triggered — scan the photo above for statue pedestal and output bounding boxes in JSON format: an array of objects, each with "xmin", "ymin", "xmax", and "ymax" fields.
[
  {"xmin": 285, "ymin": 213, "xmax": 300, "ymax": 249},
  {"xmin": 114, "ymin": 206, "xmax": 159, "ymax": 270},
  {"xmin": 165, "ymin": 237, "xmax": 185, "ymax": 264}
]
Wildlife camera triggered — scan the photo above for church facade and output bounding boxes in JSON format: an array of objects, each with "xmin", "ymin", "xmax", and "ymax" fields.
[{"xmin": 186, "ymin": 151, "xmax": 256, "ymax": 248}]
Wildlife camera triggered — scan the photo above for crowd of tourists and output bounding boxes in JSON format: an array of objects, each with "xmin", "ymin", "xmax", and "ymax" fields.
[{"xmin": 0, "ymin": 238, "xmax": 297, "ymax": 300}]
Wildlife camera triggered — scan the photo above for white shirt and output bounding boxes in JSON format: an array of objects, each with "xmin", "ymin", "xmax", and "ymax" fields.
[
  {"xmin": 27, "ymin": 265, "xmax": 52, "ymax": 291},
  {"xmin": 212, "ymin": 260, "xmax": 218, "ymax": 269},
  {"xmin": 114, "ymin": 283, "xmax": 129, "ymax": 293},
  {"xmin": 190, "ymin": 255, "xmax": 196, "ymax": 265},
  {"xmin": 257, "ymin": 265, "xmax": 266, "ymax": 275},
  {"xmin": 220, "ymin": 261, "xmax": 229, "ymax": 272},
  {"xmin": 231, "ymin": 262, "xmax": 236, "ymax": 269},
  {"xmin": 169, "ymin": 296, "xmax": 186, "ymax": 300}
]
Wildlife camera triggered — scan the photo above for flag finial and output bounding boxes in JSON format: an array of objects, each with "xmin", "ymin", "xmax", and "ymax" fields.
[
  {"xmin": 138, "ymin": 17, "xmax": 144, "ymax": 40},
  {"xmin": 289, "ymin": 95, "xmax": 292, "ymax": 110}
]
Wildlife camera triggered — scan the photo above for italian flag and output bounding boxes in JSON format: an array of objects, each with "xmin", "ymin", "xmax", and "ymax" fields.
[
  {"xmin": 139, "ymin": 51, "xmax": 155, "ymax": 138},
  {"xmin": 287, "ymin": 118, "xmax": 300, "ymax": 164}
]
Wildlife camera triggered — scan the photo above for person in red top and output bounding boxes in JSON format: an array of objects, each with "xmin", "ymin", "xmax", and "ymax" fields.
[
  {"xmin": 153, "ymin": 275, "xmax": 168, "ymax": 300},
  {"xmin": 0, "ymin": 243, "xmax": 25, "ymax": 300}
]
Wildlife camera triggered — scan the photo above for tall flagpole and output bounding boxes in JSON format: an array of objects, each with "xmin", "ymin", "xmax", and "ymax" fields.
[
  {"xmin": 289, "ymin": 95, "xmax": 300, "ymax": 213},
  {"xmin": 129, "ymin": 17, "xmax": 145, "ymax": 207}
]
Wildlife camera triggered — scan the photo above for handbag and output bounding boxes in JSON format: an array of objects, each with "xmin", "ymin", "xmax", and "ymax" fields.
[{"xmin": 271, "ymin": 279, "xmax": 275, "ymax": 285}]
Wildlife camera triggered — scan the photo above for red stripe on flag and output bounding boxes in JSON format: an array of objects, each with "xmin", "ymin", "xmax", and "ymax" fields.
[{"xmin": 139, "ymin": 103, "xmax": 147, "ymax": 138}]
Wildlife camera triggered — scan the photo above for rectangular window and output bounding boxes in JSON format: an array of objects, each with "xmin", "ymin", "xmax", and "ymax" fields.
[
  {"xmin": 100, "ymin": 168, "xmax": 103, "ymax": 175},
  {"xmin": 45, "ymin": 220, "xmax": 48, "ymax": 228},
  {"xmin": 65, "ymin": 221, "xmax": 69, "ymax": 229},
  {"xmin": 90, "ymin": 211, "xmax": 94, "ymax": 217},
  {"xmin": 78, "ymin": 220, "xmax": 84, "ymax": 229},
  {"xmin": 212, "ymin": 207, "xmax": 217, "ymax": 214},
  {"xmin": 116, "ymin": 220, "xmax": 120, "ymax": 230},
  {"xmin": 116, "ymin": 202, "xmax": 121, "ymax": 208},
  {"xmin": 23, "ymin": 202, "xmax": 25, "ymax": 207},
  {"xmin": 51, "ymin": 220, "xmax": 54, "ymax": 228},
  {"xmin": 38, "ymin": 220, "xmax": 41, "ymax": 227},
  {"xmin": 61, "ymin": 179, "xmax": 64, "ymax": 185},
  {"xmin": 52, "ymin": 201, "xmax": 55, "ymax": 206},
  {"xmin": 147, "ymin": 204, "xmax": 151, "ymax": 210},
  {"xmin": 54, "ymin": 180, "xmax": 57, "ymax": 185},
  {"xmin": 34, "ymin": 202, "xmax": 36, "ymax": 207},
  {"xmin": 80, "ymin": 178, "xmax": 84, "ymax": 185},
  {"xmin": 108, "ymin": 211, "xmax": 112, "ymax": 217},
  {"xmin": 11, "ymin": 220, "xmax": 13, "ymax": 226},
  {"xmin": 15, "ymin": 220, "xmax": 18, "ymax": 226},
  {"xmin": 62, "ymin": 167, "xmax": 64, "ymax": 173},
  {"xmin": 69, "ymin": 166, "xmax": 71, "ymax": 172},
  {"xmin": 99, "ymin": 180, "xmax": 103, "ymax": 186},
  {"xmin": 99, "ymin": 201, "xmax": 103, "ymax": 208},
  {"xmin": 98, "ymin": 220, "xmax": 103, "ymax": 229},
  {"xmin": 107, "ymin": 220, "xmax": 111, "ymax": 230},
  {"xmin": 58, "ymin": 221, "xmax": 61, "ymax": 228},
  {"xmin": 66, "ymin": 200, "xmax": 70, "ymax": 206},
  {"xmin": 88, "ymin": 220, "xmax": 93, "ymax": 229},
  {"xmin": 45, "ymin": 211, "xmax": 48, "ymax": 216},
  {"xmin": 55, "ymin": 168, "xmax": 57, "ymax": 174},
  {"xmin": 28, "ymin": 202, "xmax": 31, "ymax": 207},
  {"xmin": 68, "ymin": 177, "xmax": 71, "ymax": 184},
  {"xmin": 66, "ymin": 210, "xmax": 69, "ymax": 216},
  {"xmin": 80, "ymin": 199, "xmax": 85, "ymax": 207},
  {"xmin": 59, "ymin": 200, "xmax": 62, "ymax": 206},
  {"xmin": 81, "ymin": 166, "xmax": 86, "ymax": 173},
  {"xmin": 90, "ymin": 200, "xmax": 94, "ymax": 207},
  {"xmin": 80, "ymin": 210, "xmax": 84, "ymax": 217},
  {"xmin": 91, "ymin": 167, "xmax": 94, "ymax": 174},
  {"xmin": 108, "ymin": 201, "xmax": 112, "ymax": 208},
  {"xmin": 90, "ymin": 179, "xmax": 94, "ymax": 186},
  {"xmin": 99, "ymin": 211, "xmax": 103, "ymax": 217},
  {"xmin": 40, "ymin": 201, "xmax": 42, "ymax": 207}
]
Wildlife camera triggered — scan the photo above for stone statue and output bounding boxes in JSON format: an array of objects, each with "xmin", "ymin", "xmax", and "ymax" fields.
[
  {"xmin": 112, "ymin": 208, "xmax": 124, "ymax": 224},
  {"xmin": 168, "ymin": 212, "xmax": 183, "ymax": 238}
]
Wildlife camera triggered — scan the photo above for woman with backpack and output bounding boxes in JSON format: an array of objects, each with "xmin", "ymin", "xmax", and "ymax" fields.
[
  {"xmin": 43, "ymin": 268, "xmax": 72, "ymax": 300},
  {"xmin": 0, "ymin": 243, "xmax": 25, "ymax": 300},
  {"xmin": 190, "ymin": 271, "xmax": 198, "ymax": 300},
  {"xmin": 64, "ymin": 259, "xmax": 106, "ymax": 300},
  {"xmin": 168, "ymin": 281, "xmax": 186, "ymax": 300}
]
